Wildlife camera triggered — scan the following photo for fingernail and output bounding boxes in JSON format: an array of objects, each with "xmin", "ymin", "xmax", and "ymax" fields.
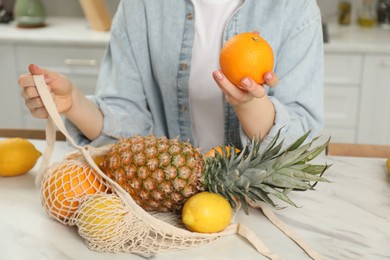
[
  {"xmin": 241, "ymin": 77, "xmax": 251, "ymax": 87},
  {"xmin": 214, "ymin": 70, "xmax": 223, "ymax": 80},
  {"xmin": 265, "ymin": 72, "xmax": 273, "ymax": 81},
  {"xmin": 44, "ymin": 75, "xmax": 52, "ymax": 83}
]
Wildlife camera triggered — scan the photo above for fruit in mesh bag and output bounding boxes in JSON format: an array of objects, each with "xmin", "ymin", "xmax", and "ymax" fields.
[
  {"xmin": 219, "ymin": 32, "xmax": 274, "ymax": 88},
  {"xmin": 0, "ymin": 138, "xmax": 41, "ymax": 177},
  {"xmin": 182, "ymin": 192, "xmax": 232, "ymax": 233},
  {"xmin": 41, "ymin": 159, "xmax": 107, "ymax": 222},
  {"xmin": 76, "ymin": 194, "xmax": 126, "ymax": 242},
  {"xmin": 101, "ymin": 130, "xmax": 330, "ymax": 214}
]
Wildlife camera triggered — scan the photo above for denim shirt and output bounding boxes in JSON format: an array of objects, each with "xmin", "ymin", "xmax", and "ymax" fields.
[{"xmin": 66, "ymin": 0, "xmax": 324, "ymax": 150}]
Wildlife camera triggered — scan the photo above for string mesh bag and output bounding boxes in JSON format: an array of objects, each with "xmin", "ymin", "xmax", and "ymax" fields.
[
  {"xmin": 33, "ymin": 75, "xmax": 326, "ymax": 260},
  {"xmin": 40, "ymin": 158, "xmax": 111, "ymax": 225}
]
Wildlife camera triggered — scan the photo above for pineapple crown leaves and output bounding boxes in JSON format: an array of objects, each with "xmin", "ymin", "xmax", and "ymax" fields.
[{"xmin": 201, "ymin": 129, "xmax": 331, "ymax": 214}]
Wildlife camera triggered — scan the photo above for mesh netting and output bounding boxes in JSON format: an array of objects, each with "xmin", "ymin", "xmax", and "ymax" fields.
[{"xmin": 39, "ymin": 146, "xmax": 234, "ymax": 257}]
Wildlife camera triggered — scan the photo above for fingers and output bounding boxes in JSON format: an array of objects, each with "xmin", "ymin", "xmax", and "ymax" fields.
[
  {"xmin": 213, "ymin": 70, "xmax": 267, "ymax": 106},
  {"xmin": 213, "ymin": 68, "xmax": 279, "ymax": 106},
  {"xmin": 18, "ymin": 65, "xmax": 52, "ymax": 117},
  {"xmin": 213, "ymin": 70, "xmax": 247, "ymax": 101},
  {"xmin": 264, "ymin": 72, "xmax": 278, "ymax": 87},
  {"xmin": 21, "ymin": 86, "xmax": 39, "ymax": 99},
  {"xmin": 241, "ymin": 77, "xmax": 266, "ymax": 98},
  {"xmin": 18, "ymin": 73, "xmax": 34, "ymax": 87},
  {"xmin": 29, "ymin": 64, "xmax": 50, "ymax": 77},
  {"xmin": 30, "ymin": 107, "xmax": 49, "ymax": 119}
]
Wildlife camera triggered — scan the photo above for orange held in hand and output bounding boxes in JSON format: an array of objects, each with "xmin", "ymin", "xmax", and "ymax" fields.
[{"xmin": 219, "ymin": 32, "xmax": 274, "ymax": 88}]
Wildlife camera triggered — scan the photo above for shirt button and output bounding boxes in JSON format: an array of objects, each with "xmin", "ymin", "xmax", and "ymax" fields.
[
  {"xmin": 179, "ymin": 104, "xmax": 187, "ymax": 112},
  {"xmin": 186, "ymin": 13, "xmax": 193, "ymax": 20},
  {"xmin": 180, "ymin": 63, "xmax": 188, "ymax": 70}
]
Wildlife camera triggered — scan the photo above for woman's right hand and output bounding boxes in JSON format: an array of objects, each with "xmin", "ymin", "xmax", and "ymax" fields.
[{"xmin": 18, "ymin": 64, "xmax": 74, "ymax": 119}]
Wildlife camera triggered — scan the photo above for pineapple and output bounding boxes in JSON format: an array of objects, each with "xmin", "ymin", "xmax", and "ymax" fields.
[{"xmin": 102, "ymin": 130, "xmax": 330, "ymax": 213}]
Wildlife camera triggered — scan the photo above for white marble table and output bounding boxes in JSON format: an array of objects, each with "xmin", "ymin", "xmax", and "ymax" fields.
[{"xmin": 0, "ymin": 139, "xmax": 389, "ymax": 260}]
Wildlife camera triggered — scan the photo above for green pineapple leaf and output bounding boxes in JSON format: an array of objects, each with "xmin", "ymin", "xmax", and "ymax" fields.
[{"xmin": 202, "ymin": 129, "xmax": 331, "ymax": 212}]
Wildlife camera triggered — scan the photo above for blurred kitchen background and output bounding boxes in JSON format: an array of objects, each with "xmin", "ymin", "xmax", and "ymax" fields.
[{"xmin": 0, "ymin": 0, "xmax": 389, "ymax": 145}]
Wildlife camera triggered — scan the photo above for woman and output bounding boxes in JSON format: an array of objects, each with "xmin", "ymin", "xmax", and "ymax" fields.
[{"xmin": 18, "ymin": 0, "xmax": 324, "ymax": 152}]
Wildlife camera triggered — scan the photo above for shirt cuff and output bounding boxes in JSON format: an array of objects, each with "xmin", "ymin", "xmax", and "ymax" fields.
[
  {"xmin": 64, "ymin": 96, "xmax": 121, "ymax": 147},
  {"xmin": 239, "ymin": 96, "xmax": 291, "ymax": 151}
]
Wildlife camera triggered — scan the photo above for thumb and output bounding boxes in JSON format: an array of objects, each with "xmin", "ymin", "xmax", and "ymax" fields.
[{"xmin": 28, "ymin": 64, "xmax": 51, "ymax": 76}]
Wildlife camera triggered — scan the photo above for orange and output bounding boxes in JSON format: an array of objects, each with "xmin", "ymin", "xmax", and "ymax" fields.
[
  {"xmin": 41, "ymin": 160, "xmax": 106, "ymax": 221},
  {"xmin": 219, "ymin": 32, "xmax": 274, "ymax": 88},
  {"xmin": 205, "ymin": 146, "xmax": 240, "ymax": 158}
]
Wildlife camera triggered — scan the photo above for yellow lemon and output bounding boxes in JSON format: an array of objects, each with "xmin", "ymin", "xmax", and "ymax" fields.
[
  {"xmin": 182, "ymin": 191, "xmax": 232, "ymax": 233},
  {"xmin": 76, "ymin": 194, "xmax": 126, "ymax": 242},
  {"xmin": 386, "ymin": 158, "xmax": 390, "ymax": 173},
  {"xmin": 0, "ymin": 138, "xmax": 42, "ymax": 177}
]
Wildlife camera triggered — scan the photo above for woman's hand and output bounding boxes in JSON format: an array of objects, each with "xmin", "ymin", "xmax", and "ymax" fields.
[
  {"xmin": 212, "ymin": 70, "xmax": 278, "ymax": 140},
  {"xmin": 18, "ymin": 64, "xmax": 104, "ymax": 141},
  {"xmin": 18, "ymin": 64, "xmax": 74, "ymax": 119},
  {"xmin": 212, "ymin": 70, "xmax": 278, "ymax": 107}
]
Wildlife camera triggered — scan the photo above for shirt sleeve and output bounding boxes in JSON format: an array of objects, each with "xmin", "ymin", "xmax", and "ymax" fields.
[
  {"xmin": 64, "ymin": 2, "xmax": 154, "ymax": 147},
  {"xmin": 240, "ymin": 5, "xmax": 324, "ymax": 150}
]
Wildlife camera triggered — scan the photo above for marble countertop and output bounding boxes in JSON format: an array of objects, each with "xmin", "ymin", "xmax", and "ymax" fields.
[
  {"xmin": 0, "ymin": 17, "xmax": 109, "ymax": 46},
  {"xmin": 0, "ymin": 139, "xmax": 389, "ymax": 260}
]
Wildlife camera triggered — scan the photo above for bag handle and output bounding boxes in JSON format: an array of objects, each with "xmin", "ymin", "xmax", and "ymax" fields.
[
  {"xmin": 33, "ymin": 75, "xmax": 84, "ymax": 186},
  {"xmin": 33, "ymin": 75, "xmax": 128, "ymax": 199}
]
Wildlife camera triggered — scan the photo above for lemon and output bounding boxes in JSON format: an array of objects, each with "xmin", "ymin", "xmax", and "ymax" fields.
[
  {"xmin": 182, "ymin": 191, "xmax": 232, "ymax": 233},
  {"xmin": 386, "ymin": 158, "xmax": 390, "ymax": 173},
  {"xmin": 0, "ymin": 138, "xmax": 42, "ymax": 177},
  {"xmin": 76, "ymin": 194, "xmax": 126, "ymax": 242}
]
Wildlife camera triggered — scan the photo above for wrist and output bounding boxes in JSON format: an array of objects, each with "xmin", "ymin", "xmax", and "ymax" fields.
[
  {"xmin": 234, "ymin": 96, "xmax": 275, "ymax": 140},
  {"xmin": 63, "ymin": 87, "xmax": 81, "ymax": 119}
]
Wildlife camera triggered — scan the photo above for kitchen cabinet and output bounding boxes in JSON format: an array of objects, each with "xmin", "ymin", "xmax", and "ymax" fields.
[
  {"xmin": 323, "ymin": 52, "xmax": 390, "ymax": 145},
  {"xmin": 0, "ymin": 17, "xmax": 109, "ymax": 129},
  {"xmin": 358, "ymin": 55, "xmax": 390, "ymax": 145},
  {"xmin": 0, "ymin": 43, "xmax": 24, "ymax": 128},
  {"xmin": 322, "ymin": 23, "xmax": 390, "ymax": 145},
  {"xmin": 322, "ymin": 53, "xmax": 363, "ymax": 143},
  {"xmin": 14, "ymin": 44, "xmax": 106, "ymax": 129}
]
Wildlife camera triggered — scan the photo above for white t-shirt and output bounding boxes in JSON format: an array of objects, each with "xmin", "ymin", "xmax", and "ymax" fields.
[{"xmin": 189, "ymin": 0, "xmax": 242, "ymax": 152}]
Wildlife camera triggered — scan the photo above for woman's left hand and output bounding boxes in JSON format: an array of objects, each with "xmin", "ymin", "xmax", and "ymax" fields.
[{"xmin": 212, "ymin": 70, "xmax": 278, "ymax": 107}]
